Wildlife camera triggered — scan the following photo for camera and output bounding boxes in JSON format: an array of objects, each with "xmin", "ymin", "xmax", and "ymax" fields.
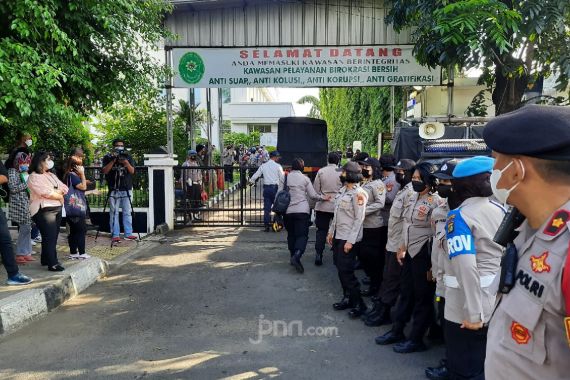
[{"xmin": 114, "ymin": 147, "xmax": 129, "ymax": 162}]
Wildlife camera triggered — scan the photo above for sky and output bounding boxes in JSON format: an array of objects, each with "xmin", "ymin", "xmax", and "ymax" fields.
[{"xmin": 273, "ymin": 88, "xmax": 320, "ymax": 116}]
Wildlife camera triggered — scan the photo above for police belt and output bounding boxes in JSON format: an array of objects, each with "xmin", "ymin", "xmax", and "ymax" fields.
[{"xmin": 443, "ymin": 274, "xmax": 496, "ymax": 289}]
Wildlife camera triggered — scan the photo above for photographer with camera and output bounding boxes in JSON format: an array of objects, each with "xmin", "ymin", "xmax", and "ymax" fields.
[{"xmin": 101, "ymin": 139, "xmax": 136, "ymax": 243}]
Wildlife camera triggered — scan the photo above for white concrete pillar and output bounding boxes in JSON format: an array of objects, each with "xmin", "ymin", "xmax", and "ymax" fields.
[{"xmin": 144, "ymin": 154, "xmax": 178, "ymax": 232}]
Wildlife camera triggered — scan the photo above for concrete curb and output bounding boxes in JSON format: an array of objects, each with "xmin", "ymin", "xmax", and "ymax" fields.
[{"xmin": 0, "ymin": 258, "xmax": 108, "ymax": 337}]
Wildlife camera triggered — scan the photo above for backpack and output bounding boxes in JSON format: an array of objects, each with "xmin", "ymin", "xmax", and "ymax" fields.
[{"xmin": 272, "ymin": 174, "xmax": 290, "ymax": 215}]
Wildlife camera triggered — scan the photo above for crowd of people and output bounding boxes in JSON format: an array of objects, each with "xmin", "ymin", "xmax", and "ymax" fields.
[
  {"xmin": 259, "ymin": 105, "xmax": 570, "ymax": 380},
  {"xmin": 0, "ymin": 135, "xmax": 138, "ymax": 284}
]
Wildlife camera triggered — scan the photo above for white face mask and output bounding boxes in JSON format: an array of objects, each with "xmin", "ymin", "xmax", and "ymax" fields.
[
  {"xmin": 490, "ymin": 160, "xmax": 525, "ymax": 205},
  {"xmin": 25, "ymin": 139, "xmax": 33, "ymax": 147},
  {"xmin": 46, "ymin": 159, "xmax": 54, "ymax": 170}
]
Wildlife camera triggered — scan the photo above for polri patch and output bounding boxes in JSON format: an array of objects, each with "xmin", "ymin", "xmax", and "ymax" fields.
[
  {"xmin": 511, "ymin": 321, "xmax": 531, "ymax": 345},
  {"xmin": 565, "ymin": 317, "xmax": 570, "ymax": 348},
  {"xmin": 543, "ymin": 209, "xmax": 569, "ymax": 236},
  {"xmin": 530, "ymin": 252, "xmax": 551, "ymax": 274}
]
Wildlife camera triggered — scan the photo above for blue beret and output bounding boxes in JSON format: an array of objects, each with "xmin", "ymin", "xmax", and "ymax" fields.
[
  {"xmin": 452, "ymin": 156, "xmax": 494, "ymax": 178},
  {"xmin": 483, "ymin": 105, "xmax": 570, "ymax": 160},
  {"xmin": 187, "ymin": 149, "xmax": 197, "ymax": 156},
  {"xmin": 270, "ymin": 150, "xmax": 280, "ymax": 157}
]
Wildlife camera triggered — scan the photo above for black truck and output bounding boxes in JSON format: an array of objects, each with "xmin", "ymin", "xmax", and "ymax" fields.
[{"xmin": 277, "ymin": 117, "xmax": 328, "ymax": 179}]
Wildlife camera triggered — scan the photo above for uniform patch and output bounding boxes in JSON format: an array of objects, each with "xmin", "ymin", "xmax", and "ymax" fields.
[
  {"xmin": 377, "ymin": 186, "xmax": 385, "ymax": 195},
  {"xmin": 565, "ymin": 317, "xmax": 570, "ymax": 348},
  {"xmin": 447, "ymin": 214, "xmax": 456, "ymax": 234},
  {"xmin": 386, "ymin": 183, "xmax": 394, "ymax": 192},
  {"xmin": 446, "ymin": 208, "xmax": 475, "ymax": 258},
  {"xmin": 357, "ymin": 193, "xmax": 365, "ymax": 206},
  {"xmin": 511, "ymin": 322, "xmax": 531, "ymax": 344},
  {"xmin": 427, "ymin": 196, "xmax": 433, "ymax": 203},
  {"xmin": 530, "ymin": 252, "xmax": 551, "ymax": 273},
  {"xmin": 543, "ymin": 209, "xmax": 569, "ymax": 236},
  {"xmin": 516, "ymin": 269, "xmax": 545, "ymax": 298}
]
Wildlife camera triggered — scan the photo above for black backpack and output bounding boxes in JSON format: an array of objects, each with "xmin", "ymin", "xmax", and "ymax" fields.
[{"xmin": 272, "ymin": 174, "xmax": 290, "ymax": 215}]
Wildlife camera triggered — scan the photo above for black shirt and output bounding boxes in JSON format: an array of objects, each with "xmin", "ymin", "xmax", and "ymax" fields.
[
  {"xmin": 102, "ymin": 154, "xmax": 135, "ymax": 191},
  {"xmin": 0, "ymin": 161, "xmax": 7, "ymax": 178}
]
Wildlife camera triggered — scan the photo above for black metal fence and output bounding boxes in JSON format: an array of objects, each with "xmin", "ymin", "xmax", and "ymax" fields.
[
  {"xmin": 174, "ymin": 165, "xmax": 265, "ymax": 227},
  {"xmin": 83, "ymin": 166, "xmax": 149, "ymax": 208}
]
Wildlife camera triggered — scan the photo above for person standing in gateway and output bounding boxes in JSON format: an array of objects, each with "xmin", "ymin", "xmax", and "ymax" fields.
[{"xmin": 249, "ymin": 150, "xmax": 284, "ymax": 232}]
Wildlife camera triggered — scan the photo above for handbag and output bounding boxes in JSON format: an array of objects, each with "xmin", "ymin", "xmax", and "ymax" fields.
[
  {"xmin": 272, "ymin": 174, "xmax": 290, "ymax": 215},
  {"xmin": 64, "ymin": 176, "xmax": 88, "ymax": 217}
]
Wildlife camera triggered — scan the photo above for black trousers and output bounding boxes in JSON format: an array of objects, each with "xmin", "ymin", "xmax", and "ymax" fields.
[
  {"xmin": 67, "ymin": 216, "xmax": 87, "ymax": 255},
  {"xmin": 333, "ymin": 238, "xmax": 362, "ymax": 303},
  {"xmin": 186, "ymin": 184, "xmax": 202, "ymax": 209},
  {"xmin": 314, "ymin": 211, "xmax": 333, "ymax": 255},
  {"xmin": 0, "ymin": 209, "xmax": 19, "ymax": 278},
  {"xmin": 359, "ymin": 227, "xmax": 385, "ymax": 290},
  {"xmin": 224, "ymin": 165, "xmax": 233, "ymax": 183},
  {"xmin": 445, "ymin": 320, "xmax": 487, "ymax": 380},
  {"xmin": 379, "ymin": 250, "xmax": 402, "ymax": 306},
  {"xmin": 393, "ymin": 243, "xmax": 435, "ymax": 342},
  {"xmin": 283, "ymin": 213, "xmax": 310, "ymax": 256},
  {"xmin": 32, "ymin": 206, "xmax": 62, "ymax": 267}
]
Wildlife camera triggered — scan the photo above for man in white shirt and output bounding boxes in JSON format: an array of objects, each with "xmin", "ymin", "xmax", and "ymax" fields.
[{"xmin": 249, "ymin": 150, "xmax": 284, "ymax": 231}]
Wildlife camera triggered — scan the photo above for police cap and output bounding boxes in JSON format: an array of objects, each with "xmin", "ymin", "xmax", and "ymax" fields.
[
  {"xmin": 483, "ymin": 105, "xmax": 570, "ymax": 160},
  {"xmin": 380, "ymin": 154, "xmax": 398, "ymax": 170},
  {"xmin": 353, "ymin": 152, "xmax": 369, "ymax": 163},
  {"xmin": 394, "ymin": 159, "xmax": 416, "ymax": 171},
  {"xmin": 342, "ymin": 161, "xmax": 362, "ymax": 174},
  {"xmin": 452, "ymin": 156, "xmax": 494, "ymax": 178},
  {"xmin": 363, "ymin": 157, "xmax": 381, "ymax": 168},
  {"xmin": 433, "ymin": 159, "xmax": 459, "ymax": 180}
]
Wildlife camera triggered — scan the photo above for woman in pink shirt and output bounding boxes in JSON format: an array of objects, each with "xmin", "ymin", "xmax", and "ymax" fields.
[{"xmin": 27, "ymin": 152, "xmax": 68, "ymax": 271}]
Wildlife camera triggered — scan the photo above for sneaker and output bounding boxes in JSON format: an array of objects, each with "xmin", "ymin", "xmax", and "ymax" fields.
[
  {"xmin": 15, "ymin": 256, "xmax": 28, "ymax": 265},
  {"xmin": 33, "ymin": 235, "xmax": 42, "ymax": 243},
  {"xmin": 69, "ymin": 254, "xmax": 82, "ymax": 260},
  {"xmin": 6, "ymin": 273, "xmax": 33, "ymax": 286},
  {"xmin": 125, "ymin": 235, "xmax": 138, "ymax": 241},
  {"xmin": 112, "ymin": 237, "xmax": 121, "ymax": 243},
  {"xmin": 30, "ymin": 239, "xmax": 37, "ymax": 246},
  {"xmin": 78, "ymin": 253, "xmax": 91, "ymax": 259}
]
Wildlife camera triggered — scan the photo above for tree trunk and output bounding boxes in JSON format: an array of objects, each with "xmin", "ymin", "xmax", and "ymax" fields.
[{"xmin": 492, "ymin": 63, "xmax": 528, "ymax": 115}]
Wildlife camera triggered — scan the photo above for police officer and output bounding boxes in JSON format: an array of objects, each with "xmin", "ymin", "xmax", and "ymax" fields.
[
  {"xmin": 376, "ymin": 162, "xmax": 441, "ymax": 353},
  {"xmin": 443, "ymin": 156, "xmax": 506, "ymax": 380},
  {"xmin": 483, "ymin": 105, "xmax": 570, "ymax": 379},
  {"xmin": 313, "ymin": 152, "xmax": 342, "ymax": 266},
  {"xmin": 425, "ymin": 159, "xmax": 460, "ymax": 380},
  {"xmin": 379, "ymin": 155, "xmax": 402, "ymax": 275},
  {"xmin": 357, "ymin": 157, "xmax": 387, "ymax": 296},
  {"xmin": 249, "ymin": 151, "xmax": 284, "ymax": 232},
  {"xmin": 327, "ymin": 162, "xmax": 368, "ymax": 318},
  {"xmin": 365, "ymin": 159, "xmax": 415, "ymax": 327}
]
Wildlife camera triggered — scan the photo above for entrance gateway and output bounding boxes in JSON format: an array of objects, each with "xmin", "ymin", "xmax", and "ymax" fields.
[{"xmin": 164, "ymin": 0, "xmax": 442, "ymax": 227}]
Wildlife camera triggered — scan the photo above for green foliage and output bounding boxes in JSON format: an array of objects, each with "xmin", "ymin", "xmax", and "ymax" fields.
[
  {"xmin": 297, "ymin": 95, "xmax": 322, "ymax": 119},
  {"xmin": 385, "ymin": 0, "xmax": 570, "ymax": 114},
  {"xmin": 223, "ymin": 132, "xmax": 261, "ymax": 147},
  {"xmin": 0, "ymin": 0, "xmax": 172, "ymax": 150},
  {"xmin": 320, "ymin": 87, "xmax": 403, "ymax": 155},
  {"xmin": 466, "ymin": 90, "xmax": 490, "ymax": 117},
  {"xmin": 92, "ymin": 92, "xmax": 187, "ymax": 164},
  {"xmin": 176, "ymin": 100, "xmax": 208, "ymax": 143}
]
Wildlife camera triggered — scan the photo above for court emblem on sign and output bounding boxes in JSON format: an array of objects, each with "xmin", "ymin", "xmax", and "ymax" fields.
[
  {"xmin": 179, "ymin": 52, "xmax": 205, "ymax": 84},
  {"xmin": 511, "ymin": 321, "xmax": 531, "ymax": 345}
]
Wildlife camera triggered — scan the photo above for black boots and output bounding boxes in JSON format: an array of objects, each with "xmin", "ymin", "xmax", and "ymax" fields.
[
  {"xmin": 426, "ymin": 359, "xmax": 449, "ymax": 380},
  {"xmin": 314, "ymin": 252, "xmax": 323, "ymax": 266},
  {"xmin": 333, "ymin": 296, "xmax": 351, "ymax": 310},
  {"xmin": 360, "ymin": 286, "xmax": 379, "ymax": 297},
  {"xmin": 348, "ymin": 299, "xmax": 367, "ymax": 318},
  {"xmin": 364, "ymin": 303, "xmax": 392, "ymax": 327},
  {"xmin": 375, "ymin": 329, "xmax": 406, "ymax": 345},
  {"xmin": 290, "ymin": 250, "xmax": 304, "ymax": 273}
]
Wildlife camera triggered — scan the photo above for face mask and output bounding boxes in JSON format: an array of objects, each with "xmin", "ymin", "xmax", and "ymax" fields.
[
  {"xmin": 19, "ymin": 165, "xmax": 28, "ymax": 172},
  {"xmin": 412, "ymin": 180, "xmax": 427, "ymax": 193},
  {"xmin": 46, "ymin": 159, "xmax": 54, "ymax": 170},
  {"xmin": 25, "ymin": 139, "xmax": 33, "ymax": 147},
  {"xmin": 490, "ymin": 160, "xmax": 524, "ymax": 205},
  {"xmin": 437, "ymin": 184, "xmax": 453, "ymax": 198},
  {"xmin": 395, "ymin": 173, "xmax": 405, "ymax": 185},
  {"xmin": 362, "ymin": 169, "xmax": 370, "ymax": 178}
]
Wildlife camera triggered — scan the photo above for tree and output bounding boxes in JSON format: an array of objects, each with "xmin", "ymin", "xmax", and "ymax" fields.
[
  {"xmin": 385, "ymin": 0, "xmax": 570, "ymax": 114},
  {"xmin": 93, "ymin": 92, "xmax": 187, "ymax": 164},
  {"xmin": 176, "ymin": 100, "xmax": 208, "ymax": 147},
  {"xmin": 0, "ymin": 0, "xmax": 172, "ymax": 142},
  {"xmin": 297, "ymin": 95, "xmax": 322, "ymax": 119},
  {"xmin": 320, "ymin": 87, "xmax": 403, "ymax": 154}
]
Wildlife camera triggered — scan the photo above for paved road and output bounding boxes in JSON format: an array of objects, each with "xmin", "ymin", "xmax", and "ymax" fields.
[{"xmin": 0, "ymin": 228, "xmax": 443, "ymax": 379}]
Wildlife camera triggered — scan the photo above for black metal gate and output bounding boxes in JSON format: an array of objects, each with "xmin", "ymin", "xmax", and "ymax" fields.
[{"xmin": 174, "ymin": 165, "xmax": 266, "ymax": 227}]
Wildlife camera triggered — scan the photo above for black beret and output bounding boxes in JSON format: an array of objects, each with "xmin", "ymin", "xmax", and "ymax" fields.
[
  {"xmin": 483, "ymin": 105, "xmax": 570, "ymax": 160},
  {"xmin": 352, "ymin": 152, "xmax": 369, "ymax": 163},
  {"xmin": 363, "ymin": 157, "xmax": 381, "ymax": 168},
  {"xmin": 380, "ymin": 154, "xmax": 398, "ymax": 170}
]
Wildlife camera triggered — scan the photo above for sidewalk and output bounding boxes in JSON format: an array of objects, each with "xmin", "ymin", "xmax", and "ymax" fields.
[{"xmin": 0, "ymin": 229, "xmax": 147, "ymax": 336}]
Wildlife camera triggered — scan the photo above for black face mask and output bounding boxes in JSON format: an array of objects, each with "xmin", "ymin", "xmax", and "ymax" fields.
[
  {"xmin": 339, "ymin": 175, "xmax": 347, "ymax": 184},
  {"xmin": 437, "ymin": 184, "xmax": 453, "ymax": 198},
  {"xmin": 361, "ymin": 169, "xmax": 370, "ymax": 178},
  {"xmin": 412, "ymin": 180, "xmax": 427, "ymax": 193}
]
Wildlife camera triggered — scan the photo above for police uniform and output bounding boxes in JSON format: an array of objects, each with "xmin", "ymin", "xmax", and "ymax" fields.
[
  {"xmin": 359, "ymin": 158, "xmax": 387, "ymax": 296},
  {"xmin": 441, "ymin": 157, "xmax": 506, "ymax": 379},
  {"xmin": 313, "ymin": 163, "xmax": 342, "ymax": 261},
  {"xmin": 329, "ymin": 179, "xmax": 368, "ymax": 313},
  {"xmin": 483, "ymin": 105, "xmax": 570, "ymax": 379}
]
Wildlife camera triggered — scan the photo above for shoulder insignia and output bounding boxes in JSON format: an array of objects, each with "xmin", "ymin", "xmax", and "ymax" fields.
[
  {"xmin": 357, "ymin": 193, "xmax": 365, "ymax": 206},
  {"xmin": 511, "ymin": 321, "xmax": 531, "ymax": 344},
  {"xmin": 386, "ymin": 183, "xmax": 394, "ymax": 192},
  {"xmin": 427, "ymin": 196, "xmax": 433, "ymax": 203},
  {"xmin": 543, "ymin": 209, "xmax": 569, "ymax": 236},
  {"xmin": 565, "ymin": 318, "xmax": 570, "ymax": 348},
  {"xmin": 377, "ymin": 186, "xmax": 385, "ymax": 195},
  {"xmin": 530, "ymin": 252, "xmax": 551, "ymax": 274}
]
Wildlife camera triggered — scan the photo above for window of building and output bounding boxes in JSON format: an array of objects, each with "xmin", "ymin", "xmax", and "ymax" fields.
[
  {"xmin": 221, "ymin": 88, "xmax": 231, "ymax": 104},
  {"xmin": 221, "ymin": 120, "xmax": 232, "ymax": 136},
  {"xmin": 247, "ymin": 124, "xmax": 272, "ymax": 134}
]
